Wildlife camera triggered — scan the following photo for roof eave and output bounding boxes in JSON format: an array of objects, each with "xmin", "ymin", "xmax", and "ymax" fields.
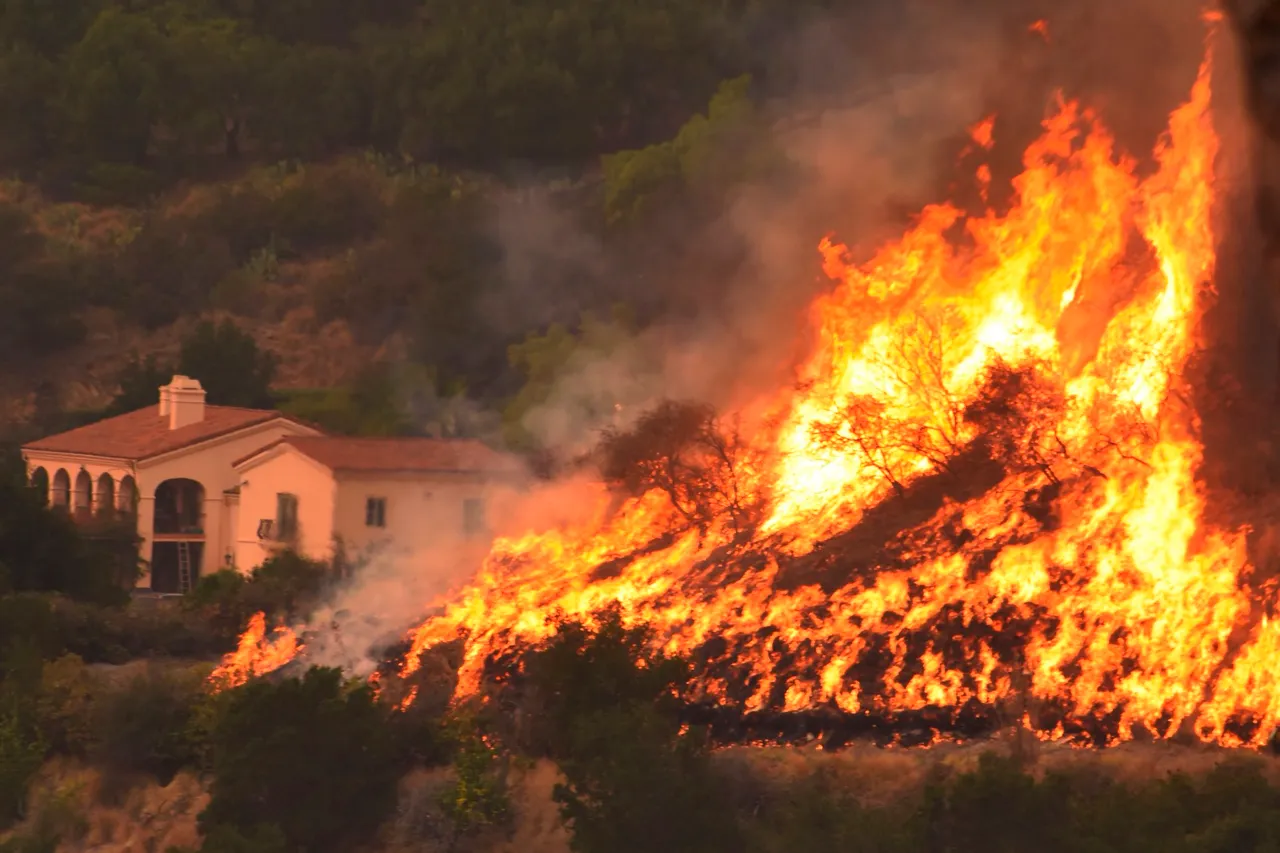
[{"xmin": 21, "ymin": 447, "xmax": 138, "ymax": 465}]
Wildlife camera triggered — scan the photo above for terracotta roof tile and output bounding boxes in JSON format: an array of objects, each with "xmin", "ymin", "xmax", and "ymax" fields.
[
  {"xmin": 23, "ymin": 405, "xmax": 290, "ymax": 461},
  {"xmin": 264, "ymin": 436, "xmax": 521, "ymax": 475}
]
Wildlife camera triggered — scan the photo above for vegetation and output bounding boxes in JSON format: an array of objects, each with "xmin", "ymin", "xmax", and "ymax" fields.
[
  {"xmin": 198, "ymin": 667, "xmax": 401, "ymax": 853},
  {"xmin": 183, "ymin": 551, "xmax": 333, "ymax": 643},
  {"xmin": 0, "ymin": 0, "xmax": 813, "ymax": 452}
]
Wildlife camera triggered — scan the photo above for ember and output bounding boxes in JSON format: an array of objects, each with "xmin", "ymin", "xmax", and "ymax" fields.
[{"xmin": 229, "ymin": 22, "xmax": 1280, "ymax": 749}]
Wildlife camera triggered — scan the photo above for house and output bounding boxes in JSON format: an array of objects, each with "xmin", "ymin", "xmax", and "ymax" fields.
[
  {"xmin": 230, "ymin": 435, "xmax": 522, "ymax": 570},
  {"xmin": 22, "ymin": 376, "xmax": 321, "ymax": 592},
  {"xmin": 21, "ymin": 375, "xmax": 520, "ymax": 595}
]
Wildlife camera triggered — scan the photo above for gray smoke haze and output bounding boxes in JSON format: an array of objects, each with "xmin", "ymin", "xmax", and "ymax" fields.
[{"xmin": 282, "ymin": 0, "xmax": 1233, "ymax": 674}]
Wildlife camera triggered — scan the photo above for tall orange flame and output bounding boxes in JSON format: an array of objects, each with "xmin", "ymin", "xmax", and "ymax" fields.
[{"xmin": 233, "ymin": 31, "xmax": 1278, "ymax": 747}]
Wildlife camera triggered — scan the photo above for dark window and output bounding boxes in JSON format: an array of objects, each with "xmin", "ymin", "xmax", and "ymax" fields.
[
  {"xmin": 463, "ymin": 498, "xmax": 485, "ymax": 537},
  {"xmin": 366, "ymin": 497, "xmax": 386, "ymax": 528},
  {"xmin": 276, "ymin": 493, "xmax": 299, "ymax": 540}
]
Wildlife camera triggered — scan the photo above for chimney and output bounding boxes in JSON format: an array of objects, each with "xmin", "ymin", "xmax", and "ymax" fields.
[{"xmin": 164, "ymin": 375, "xmax": 206, "ymax": 430}]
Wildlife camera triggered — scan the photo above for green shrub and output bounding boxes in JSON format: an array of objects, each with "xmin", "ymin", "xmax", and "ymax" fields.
[
  {"xmin": 199, "ymin": 667, "xmax": 401, "ymax": 853},
  {"xmin": 0, "ymin": 597, "xmax": 59, "ymax": 661},
  {"xmin": 437, "ymin": 716, "xmax": 511, "ymax": 850},
  {"xmin": 554, "ymin": 703, "xmax": 740, "ymax": 853},
  {"xmin": 242, "ymin": 552, "xmax": 331, "ymax": 624},
  {"xmin": 188, "ymin": 189, "xmax": 276, "ymax": 264},
  {"xmin": 111, "ymin": 219, "xmax": 236, "ymax": 328},
  {"xmin": 742, "ymin": 765, "xmax": 915, "ymax": 853},
  {"xmin": 268, "ymin": 166, "xmax": 383, "ymax": 254},
  {"xmin": 518, "ymin": 607, "xmax": 689, "ymax": 759},
  {"xmin": 184, "ymin": 570, "xmax": 250, "ymax": 641},
  {"xmin": 191, "ymin": 823, "xmax": 287, "ymax": 853},
  {"xmin": 72, "ymin": 163, "xmax": 165, "ymax": 206},
  {"xmin": 32, "ymin": 655, "xmax": 94, "ymax": 757},
  {"xmin": 48, "ymin": 598, "xmax": 224, "ymax": 662},
  {"xmin": 89, "ymin": 665, "xmax": 205, "ymax": 785},
  {"xmin": 0, "ymin": 711, "xmax": 44, "ymax": 830}
]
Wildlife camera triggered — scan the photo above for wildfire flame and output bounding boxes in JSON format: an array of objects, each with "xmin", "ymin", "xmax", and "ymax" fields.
[
  {"xmin": 226, "ymin": 28, "xmax": 1280, "ymax": 747},
  {"xmin": 209, "ymin": 611, "xmax": 301, "ymax": 690}
]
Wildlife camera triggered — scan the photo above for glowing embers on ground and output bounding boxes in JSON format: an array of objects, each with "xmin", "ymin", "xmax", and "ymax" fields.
[{"xmin": 230, "ymin": 30, "xmax": 1277, "ymax": 747}]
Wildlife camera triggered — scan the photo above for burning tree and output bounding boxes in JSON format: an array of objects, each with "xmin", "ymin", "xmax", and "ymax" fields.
[{"xmin": 597, "ymin": 400, "xmax": 760, "ymax": 536}]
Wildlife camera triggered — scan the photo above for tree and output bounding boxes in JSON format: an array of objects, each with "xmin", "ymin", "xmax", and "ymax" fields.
[
  {"xmin": 0, "ymin": 45, "xmax": 60, "ymax": 169},
  {"xmin": 0, "ymin": 447, "xmax": 129, "ymax": 604},
  {"xmin": 177, "ymin": 319, "xmax": 277, "ymax": 408},
  {"xmin": 89, "ymin": 665, "xmax": 205, "ymax": 785},
  {"xmin": 0, "ymin": 204, "xmax": 85, "ymax": 361},
  {"xmin": 199, "ymin": 667, "xmax": 401, "ymax": 853},
  {"xmin": 158, "ymin": 12, "xmax": 257, "ymax": 159},
  {"xmin": 247, "ymin": 41, "xmax": 364, "ymax": 159},
  {"xmin": 517, "ymin": 608, "xmax": 690, "ymax": 758},
  {"xmin": 598, "ymin": 400, "xmax": 758, "ymax": 535},
  {"xmin": 554, "ymin": 704, "xmax": 741, "ymax": 853},
  {"xmin": 517, "ymin": 611, "xmax": 740, "ymax": 853},
  {"xmin": 602, "ymin": 75, "xmax": 771, "ymax": 225},
  {"xmin": 437, "ymin": 716, "xmax": 510, "ymax": 852},
  {"xmin": 61, "ymin": 7, "xmax": 168, "ymax": 166},
  {"xmin": 0, "ymin": 0, "xmax": 104, "ymax": 57},
  {"xmin": 107, "ymin": 352, "xmax": 170, "ymax": 415}
]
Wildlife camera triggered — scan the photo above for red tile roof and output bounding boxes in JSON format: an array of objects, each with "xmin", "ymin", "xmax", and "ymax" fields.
[
  {"xmin": 240, "ymin": 436, "xmax": 521, "ymax": 475},
  {"xmin": 23, "ymin": 405, "xmax": 294, "ymax": 461}
]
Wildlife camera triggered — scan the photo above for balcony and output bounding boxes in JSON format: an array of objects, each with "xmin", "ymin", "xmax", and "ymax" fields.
[{"xmin": 153, "ymin": 478, "xmax": 206, "ymax": 537}]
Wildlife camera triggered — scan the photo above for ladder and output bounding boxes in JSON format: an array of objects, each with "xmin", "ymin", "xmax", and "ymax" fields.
[{"xmin": 177, "ymin": 541, "xmax": 193, "ymax": 594}]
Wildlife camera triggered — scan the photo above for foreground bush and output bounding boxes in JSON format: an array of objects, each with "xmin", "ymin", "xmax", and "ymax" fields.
[
  {"xmin": 0, "ymin": 595, "xmax": 225, "ymax": 664},
  {"xmin": 199, "ymin": 667, "xmax": 401, "ymax": 853},
  {"xmin": 90, "ymin": 665, "xmax": 207, "ymax": 787},
  {"xmin": 516, "ymin": 610, "xmax": 741, "ymax": 853},
  {"xmin": 185, "ymin": 552, "xmax": 333, "ymax": 644}
]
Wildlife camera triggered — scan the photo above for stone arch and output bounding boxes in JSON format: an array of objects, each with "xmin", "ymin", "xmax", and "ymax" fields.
[
  {"xmin": 153, "ymin": 478, "xmax": 206, "ymax": 534},
  {"xmin": 51, "ymin": 469, "xmax": 70, "ymax": 509},
  {"xmin": 96, "ymin": 473, "xmax": 115, "ymax": 518},
  {"xmin": 29, "ymin": 467, "xmax": 48, "ymax": 504},
  {"xmin": 73, "ymin": 470, "xmax": 92, "ymax": 519},
  {"xmin": 117, "ymin": 476, "xmax": 137, "ymax": 515}
]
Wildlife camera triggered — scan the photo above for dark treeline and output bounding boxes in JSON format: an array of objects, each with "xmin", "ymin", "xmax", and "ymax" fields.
[
  {"xmin": 0, "ymin": 0, "xmax": 847, "ymax": 183},
  {"xmin": 0, "ymin": 0, "xmax": 847, "ymax": 440}
]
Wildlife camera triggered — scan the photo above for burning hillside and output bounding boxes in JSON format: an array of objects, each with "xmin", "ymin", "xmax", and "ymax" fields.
[{"xmin": 213, "ymin": 19, "xmax": 1280, "ymax": 748}]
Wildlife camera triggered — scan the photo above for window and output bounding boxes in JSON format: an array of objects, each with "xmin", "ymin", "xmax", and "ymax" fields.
[
  {"xmin": 463, "ymin": 498, "xmax": 486, "ymax": 537},
  {"xmin": 276, "ymin": 493, "xmax": 298, "ymax": 540},
  {"xmin": 366, "ymin": 497, "xmax": 387, "ymax": 528}
]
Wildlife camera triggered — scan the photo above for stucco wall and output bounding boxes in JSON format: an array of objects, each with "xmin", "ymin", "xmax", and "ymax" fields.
[
  {"xmin": 136, "ymin": 421, "xmax": 317, "ymax": 583},
  {"xmin": 234, "ymin": 449, "xmax": 337, "ymax": 570},
  {"xmin": 332, "ymin": 472, "xmax": 496, "ymax": 559}
]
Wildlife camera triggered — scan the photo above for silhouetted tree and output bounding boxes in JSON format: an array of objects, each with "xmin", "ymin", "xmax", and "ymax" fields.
[{"xmin": 178, "ymin": 319, "xmax": 277, "ymax": 409}]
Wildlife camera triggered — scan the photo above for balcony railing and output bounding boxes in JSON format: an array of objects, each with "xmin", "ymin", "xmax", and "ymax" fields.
[
  {"xmin": 153, "ymin": 512, "xmax": 205, "ymax": 536},
  {"xmin": 256, "ymin": 519, "xmax": 298, "ymax": 544}
]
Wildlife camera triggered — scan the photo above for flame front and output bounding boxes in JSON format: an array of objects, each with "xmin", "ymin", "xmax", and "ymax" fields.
[
  {"xmin": 235, "ymin": 33, "xmax": 1280, "ymax": 746},
  {"xmin": 210, "ymin": 611, "xmax": 301, "ymax": 690}
]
